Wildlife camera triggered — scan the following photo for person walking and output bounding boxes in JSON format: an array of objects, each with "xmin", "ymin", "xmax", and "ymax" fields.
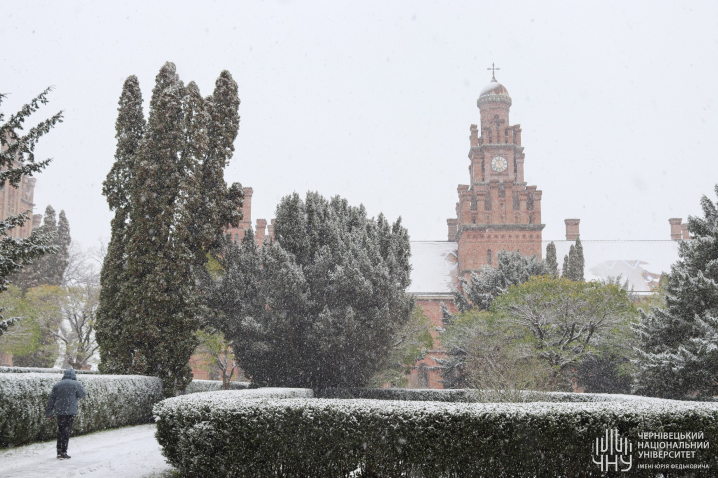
[{"xmin": 45, "ymin": 368, "xmax": 87, "ymax": 459}]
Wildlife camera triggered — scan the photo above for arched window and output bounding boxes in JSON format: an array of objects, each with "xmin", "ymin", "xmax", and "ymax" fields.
[
  {"xmin": 487, "ymin": 249, "xmax": 492, "ymax": 266},
  {"xmin": 235, "ymin": 234, "xmax": 239, "ymax": 242}
]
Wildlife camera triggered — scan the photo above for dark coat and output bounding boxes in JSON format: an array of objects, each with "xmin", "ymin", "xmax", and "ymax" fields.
[{"xmin": 45, "ymin": 369, "xmax": 87, "ymax": 417}]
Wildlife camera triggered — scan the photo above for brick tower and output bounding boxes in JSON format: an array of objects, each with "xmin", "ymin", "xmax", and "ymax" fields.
[{"xmin": 447, "ymin": 71, "xmax": 544, "ymax": 275}]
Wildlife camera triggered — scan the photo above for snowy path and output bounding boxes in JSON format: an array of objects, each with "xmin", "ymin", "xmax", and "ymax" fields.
[{"xmin": 0, "ymin": 424, "xmax": 175, "ymax": 478}]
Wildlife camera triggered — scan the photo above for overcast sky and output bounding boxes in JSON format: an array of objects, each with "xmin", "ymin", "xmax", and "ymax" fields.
[{"xmin": 3, "ymin": 1, "xmax": 718, "ymax": 249}]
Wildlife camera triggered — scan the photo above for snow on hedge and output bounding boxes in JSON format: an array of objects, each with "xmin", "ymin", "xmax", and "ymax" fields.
[
  {"xmin": 0, "ymin": 366, "xmax": 98, "ymax": 374},
  {"xmin": 315, "ymin": 387, "xmax": 667, "ymax": 403},
  {"xmin": 0, "ymin": 366, "xmax": 262, "ymax": 448},
  {"xmin": 183, "ymin": 379, "xmax": 250, "ymax": 394},
  {"xmin": 155, "ymin": 391, "xmax": 718, "ymax": 477},
  {"xmin": 0, "ymin": 372, "xmax": 163, "ymax": 447}
]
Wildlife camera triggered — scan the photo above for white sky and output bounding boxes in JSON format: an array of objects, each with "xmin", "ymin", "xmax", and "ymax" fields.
[{"xmin": 2, "ymin": 1, "xmax": 718, "ymax": 248}]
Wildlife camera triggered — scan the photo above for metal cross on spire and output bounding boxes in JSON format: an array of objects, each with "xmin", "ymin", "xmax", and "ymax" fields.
[{"xmin": 487, "ymin": 63, "xmax": 500, "ymax": 81}]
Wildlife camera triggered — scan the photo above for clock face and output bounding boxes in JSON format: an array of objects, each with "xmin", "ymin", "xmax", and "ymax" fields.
[{"xmin": 491, "ymin": 156, "xmax": 508, "ymax": 173}]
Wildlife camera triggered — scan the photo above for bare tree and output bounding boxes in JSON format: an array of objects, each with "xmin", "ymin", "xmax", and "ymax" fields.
[{"xmin": 53, "ymin": 241, "xmax": 101, "ymax": 369}]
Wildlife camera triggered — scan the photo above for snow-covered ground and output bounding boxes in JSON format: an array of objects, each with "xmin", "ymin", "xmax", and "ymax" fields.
[{"xmin": 0, "ymin": 424, "xmax": 175, "ymax": 478}]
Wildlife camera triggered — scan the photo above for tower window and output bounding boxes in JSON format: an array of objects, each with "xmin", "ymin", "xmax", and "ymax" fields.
[
  {"xmin": 484, "ymin": 195, "xmax": 492, "ymax": 211},
  {"xmin": 527, "ymin": 193, "xmax": 534, "ymax": 211},
  {"xmin": 487, "ymin": 249, "xmax": 492, "ymax": 266}
]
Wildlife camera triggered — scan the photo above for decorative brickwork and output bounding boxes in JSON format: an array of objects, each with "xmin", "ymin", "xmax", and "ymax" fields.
[
  {"xmin": 448, "ymin": 76, "xmax": 545, "ymax": 275},
  {"xmin": 224, "ymin": 187, "xmax": 275, "ymax": 246}
]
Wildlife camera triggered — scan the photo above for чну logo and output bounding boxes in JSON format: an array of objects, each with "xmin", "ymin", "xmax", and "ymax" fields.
[{"xmin": 592, "ymin": 428, "xmax": 633, "ymax": 472}]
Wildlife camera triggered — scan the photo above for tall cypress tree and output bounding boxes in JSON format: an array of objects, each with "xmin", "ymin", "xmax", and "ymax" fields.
[
  {"xmin": 96, "ymin": 75, "xmax": 145, "ymax": 374},
  {"xmin": 51, "ymin": 210, "xmax": 71, "ymax": 285},
  {"xmin": 567, "ymin": 244, "xmax": 578, "ymax": 280},
  {"xmin": 574, "ymin": 236, "xmax": 585, "ymax": 281},
  {"xmin": 545, "ymin": 241, "xmax": 559, "ymax": 278},
  {"xmin": 99, "ymin": 63, "xmax": 243, "ymax": 396},
  {"xmin": 634, "ymin": 185, "xmax": 718, "ymax": 398},
  {"xmin": 561, "ymin": 254, "xmax": 569, "ymax": 278}
]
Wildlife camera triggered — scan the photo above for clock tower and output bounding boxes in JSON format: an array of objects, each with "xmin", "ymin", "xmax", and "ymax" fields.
[{"xmin": 447, "ymin": 71, "xmax": 544, "ymax": 274}]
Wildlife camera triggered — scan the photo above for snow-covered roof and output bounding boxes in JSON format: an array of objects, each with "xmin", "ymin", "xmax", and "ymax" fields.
[
  {"xmin": 408, "ymin": 241, "xmax": 458, "ymax": 296},
  {"xmin": 547, "ymin": 240, "xmax": 679, "ymax": 293},
  {"xmin": 479, "ymin": 80, "xmax": 509, "ymax": 97},
  {"xmin": 407, "ymin": 239, "xmax": 681, "ymax": 296}
]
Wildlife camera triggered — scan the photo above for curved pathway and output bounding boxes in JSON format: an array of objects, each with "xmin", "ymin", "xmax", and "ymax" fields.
[{"xmin": 0, "ymin": 424, "xmax": 175, "ymax": 478}]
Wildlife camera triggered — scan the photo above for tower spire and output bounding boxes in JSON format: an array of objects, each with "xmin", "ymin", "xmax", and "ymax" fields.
[{"xmin": 487, "ymin": 63, "xmax": 500, "ymax": 81}]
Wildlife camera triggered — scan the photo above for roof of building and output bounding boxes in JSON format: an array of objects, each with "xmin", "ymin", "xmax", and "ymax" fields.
[
  {"xmin": 479, "ymin": 79, "xmax": 510, "ymax": 97},
  {"xmin": 408, "ymin": 241, "xmax": 458, "ymax": 296},
  {"xmin": 549, "ymin": 240, "xmax": 679, "ymax": 293},
  {"xmin": 407, "ymin": 239, "xmax": 681, "ymax": 296}
]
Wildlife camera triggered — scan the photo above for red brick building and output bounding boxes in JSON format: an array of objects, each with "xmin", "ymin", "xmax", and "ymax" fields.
[
  {"xmin": 447, "ymin": 73, "xmax": 544, "ymax": 275},
  {"xmin": 407, "ymin": 73, "xmax": 545, "ymax": 388}
]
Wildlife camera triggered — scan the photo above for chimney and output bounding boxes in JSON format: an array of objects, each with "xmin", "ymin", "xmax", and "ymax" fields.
[
  {"xmin": 681, "ymin": 223, "xmax": 690, "ymax": 240},
  {"xmin": 255, "ymin": 219, "xmax": 267, "ymax": 245},
  {"xmin": 669, "ymin": 218, "xmax": 683, "ymax": 241},
  {"xmin": 447, "ymin": 218, "xmax": 458, "ymax": 241},
  {"xmin": 267, "ymin": 219, "xmax": 275, "ymax": 242},
  {"xmin": 242, "ymin": 187, "xmax": 254, "ymax": 224},
  {"xmin": 564, "ymin": 219, "xmax": 580, "ymax": 241}
]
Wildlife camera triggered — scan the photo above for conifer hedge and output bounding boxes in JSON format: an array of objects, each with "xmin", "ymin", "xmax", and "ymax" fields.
[
  {"xmin": 0, "ymin": 370, "xmax": 254, "ymax": 447},
  {"xmin": 0, "ymin": 372, "xmax": 163, "ymax": 446},
  {"xmin": 154, "ymin": 390, "xmax": 718, "ymax": 478}
]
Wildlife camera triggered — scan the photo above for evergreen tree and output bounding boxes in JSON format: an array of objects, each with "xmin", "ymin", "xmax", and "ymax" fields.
[
  {"xmin": 574, "ymin": 236, "xmax": 585, "ymax": 281},
  {"xmin": 545, "ymin": 241, "xmax": 559, "ymax": 278},
  {"xmin": 561, "ymin": 254, "xmax": 569, "ymax": 278},
  {"xmin": 221, "ymin": 192, "xmax": 413, "ymax": 389},
  {"xmin": 95, "ymin": 75, "xmax": 145, "ymax": 374},
  {"xmin": 0, "ymin": 88, "xmax": 62, "ymax": 335},
  {"xmin": 451, "ymin": 250, "xmax": 549, "ymax": 313},
  {"xmin": 97, "ymin": 64, "xmax": 243, "ymax": 396},
  {"xmin": 12, "ymin": 206, "xmax": 57, "ymax": 293},
  {"xmin": 566, "ymin": 244, "xmax": 579, "ymax": 281},
  {"xmin": 634, "ymin": 185, "xmax": 718, "ymax": 398}
]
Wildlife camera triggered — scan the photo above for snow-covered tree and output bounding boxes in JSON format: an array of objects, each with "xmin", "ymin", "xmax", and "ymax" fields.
[
  {"xmin": 634, "ymin": 185, "xmax": 718, "ymax": 398},
  {"xmin": 574, "ymin": 236, "xmax": 585, "ymax": 281},
  {"xmin": 218, "ymin": 192, "xmax": 413, "ymax": 389},
  {"xmin": 96, "ymin": 75, "xmax": 145, "ymax": 374},
  {"xmin": 492, "ymin": 276, "xmax": 636, "ymax": 389},
  {"xmin": 12, "ymin": 206, "xmax": 72, "ymax": 294},
  {"xmin": 0, "ymin": 88, "xmax": 62, "ymax": 336},
  {"xmin": 438, "ymin": 250, "xmax": 548, "ymax": 388},
  {"xmin": 561, "ymin": 238, "xmax": 585, "ymax": 282},
  {"xmin": 452, "ymin": 250, "xmax": 549, "ymax": 313},
  {"xmin": 96, "ymin": 64, "xmax": 243, "ymax": 396},
  {"xmin": 544, "ymin": 241, "xmax": 559, "ymax": 278}
]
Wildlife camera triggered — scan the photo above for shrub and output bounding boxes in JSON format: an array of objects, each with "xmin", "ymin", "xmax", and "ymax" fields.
[
  {"xmin": 153, "ymin": 388, "xmax": 313, "ymax": 468},
  {"xmin": 0, "ymin": 372, "xmax": 162, "ymax": 446},
  {"xmin": 316, "ymin": 388, "xmax": 667, "ymax": 403},
  {"xmin": 154, "ymin": 389, "xmax": 718, "ymax": 477},
  {"xmin": 0, "ymin": 366, "xmax": 98, "ymax": 374},
  {"xmin": 183, "ymin": 379, "xmax": 250, "ymax": 394}
]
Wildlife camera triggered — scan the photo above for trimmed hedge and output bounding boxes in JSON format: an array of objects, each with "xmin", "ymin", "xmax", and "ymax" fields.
[
  {"xmin": 0, "ymin": 366, "xmax": 98, "ymax": 374},
  {"xmin": 155, "ymin": 390, "xmax": 718, "ymax": 478},
  {"xmin": 184, "ymin": 379, "xmax": 250, "ymax": 394},
  {"xmin": 0, "ymin": 370, "xmax": 253, "ymax": 447},
  {"xmin": 0, "ymin": 372, "xmax": 163, "ymax": 446},
  {"xmin": 315, "ymin": 388, "xmax": 666, "ymax": 403}
]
